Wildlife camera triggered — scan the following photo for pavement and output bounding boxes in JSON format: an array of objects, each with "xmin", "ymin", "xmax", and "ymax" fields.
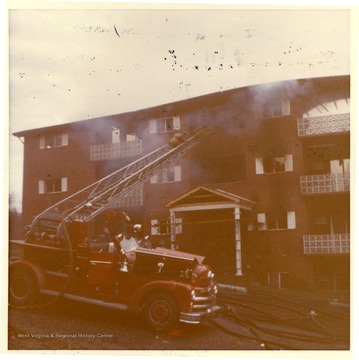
[{"xmin": 215, "ymin": 273, "xmax": 350, "ymax": 307}]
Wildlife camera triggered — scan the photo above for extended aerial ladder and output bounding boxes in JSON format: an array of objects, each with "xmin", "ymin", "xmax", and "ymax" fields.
[{"xmin": 27, "ymin": 128, "xmax": 210, "ymax": 243}]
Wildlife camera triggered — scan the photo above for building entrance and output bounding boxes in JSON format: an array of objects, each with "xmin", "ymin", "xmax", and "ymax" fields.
[{"xmin": 165, "ymin": 186, "xmax": 255, "ymax": 276}]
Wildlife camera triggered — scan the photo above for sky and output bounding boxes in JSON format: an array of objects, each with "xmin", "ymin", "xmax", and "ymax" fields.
[{"xmin": 6, "ymin": 3, "xmax": 354, "ymax": 211}]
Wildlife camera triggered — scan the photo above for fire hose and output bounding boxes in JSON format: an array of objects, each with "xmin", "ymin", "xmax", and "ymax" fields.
[{"xmin": 210, "ymin": 289, "xmax": 348, "ymax": 349}]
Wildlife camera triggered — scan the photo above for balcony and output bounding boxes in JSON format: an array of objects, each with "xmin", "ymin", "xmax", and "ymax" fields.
[
  {"xmin": 300, "ymin": 173, "xmax": 350, "ymax": 195},
  {"xmin": 297, "ymin": 113, "xmax": 350, "ymax": 137},
  {"xmin": 90, "ymin": 140, "xmax": 142, "ymax": 161},
  {"xmin": 303, "ymin": 234, "xmax": 350, "ymax": 254}
]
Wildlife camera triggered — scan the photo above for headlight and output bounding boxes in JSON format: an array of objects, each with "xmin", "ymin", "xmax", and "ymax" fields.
[
  {"xmin": 208, "ymin": 271, "xmax": 215, "ymax": 279},
  {"xmin": 191, "ymin": 290, "xmax": 196, "ymax": 300}
]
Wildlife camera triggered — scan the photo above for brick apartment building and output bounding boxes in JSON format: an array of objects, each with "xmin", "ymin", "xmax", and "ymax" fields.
[{"xmin": 14, "ymin": 75, "xmax": 350, "ymax": 291}]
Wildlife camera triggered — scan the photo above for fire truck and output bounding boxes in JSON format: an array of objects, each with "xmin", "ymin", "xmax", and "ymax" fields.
[{"xmin": 9, "ymin": 128, "xmax": 221, "ymax": 331}]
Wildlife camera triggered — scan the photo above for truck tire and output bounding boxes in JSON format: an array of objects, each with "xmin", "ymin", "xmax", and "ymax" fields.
[
  {"xmin": 9, "ymin": 269, "xmax": 38, "ymax": 306},
  {"xmin": 143, "ymin": 292, "xmax": 179, "ymax": 331}
]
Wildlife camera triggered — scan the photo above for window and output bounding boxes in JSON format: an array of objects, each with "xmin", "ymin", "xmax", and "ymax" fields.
[
  {"xmin": 126, "ymin": 133, "xmax": 138, "ymax": 142},
  {"xmin": 114, "ymin": 187, "xmax": 143, "ymax": 207},
  {"xmin": 194, "ymin": 154, "xmax": 246, "ymax": 183},
  {"xmin": 151, "ymin": 219, "xmax": 169, "ymax": 235},
  {"xmin": 40, "ymin": 133, "xmax": 68, "ymax": 149},
  {"xmin": 39, "ymin": 178, "xmax": 68, "ymax": 194},
  {"xmin": 330, "ymin": 159, "xmax": 350, "ymax": 174},
  {"xmin": 268, "ymin": 272, "xmax": 290, "ymax": 288},
  {"xmin": 112, "ymin": 128, "xmax": 120, "ymax": 143},
  {"xmin": 257, "ymin": 211, "xmax": 296, "ymax": 230},
  {"xmin": 255, "ymin": 154, "xmax": 293, "ymax": 174},
  {"xmin": 149, "ymin": 116, "xmax": 180, "ymax": 133},
  {"xmin": 313, "ymin": 215, "xmax": 328, "ymax": 225},
  {"xmin": 253, "ymin": 99, "xmax": 290, "ymax": 119},
  {"xmin": 151, "ymin": 166, "xmax": 181, "ymax": 184},
  {"xmin": 151, "ymin": 218, "xmax": 182, "ymax": 235}
]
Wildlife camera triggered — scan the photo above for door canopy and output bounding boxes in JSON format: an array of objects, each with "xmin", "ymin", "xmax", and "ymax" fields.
[{"xmin": 165, "ymin": 186, "xmax": 255, "ymax": 212}]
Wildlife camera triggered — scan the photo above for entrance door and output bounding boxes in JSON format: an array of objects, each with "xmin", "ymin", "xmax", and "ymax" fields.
[
  {"xmin": 180, "ymin": 209, "xmax": 236, "ymax": 274},
  {"xmin": 207, "ymin": 238, "xmax": 236, "ymax": 274}
]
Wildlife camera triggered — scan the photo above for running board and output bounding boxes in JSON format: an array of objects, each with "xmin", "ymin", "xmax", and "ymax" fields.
[{"xmin": 40, "ymin": 289, "xmax": 128, "ymax": 311}]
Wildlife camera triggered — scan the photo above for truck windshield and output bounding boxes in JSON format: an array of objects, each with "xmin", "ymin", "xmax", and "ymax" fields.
[{"xmin": 120, "ymin": 237, "xmax": 139, "ymax": 253}]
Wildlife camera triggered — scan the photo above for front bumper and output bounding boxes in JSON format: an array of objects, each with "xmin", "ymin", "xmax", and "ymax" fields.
[{"xmin": 179, "ymin": 305, "xmax": 222, "ymax": 324}]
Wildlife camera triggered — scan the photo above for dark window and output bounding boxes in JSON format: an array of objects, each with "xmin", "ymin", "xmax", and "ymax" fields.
[
  {"xmin": 194, "ymin": 154, "xmax": 246, "ymax": 184},
  {"xmin": 158, "ymin": 220, "xmax": 170, "ymax": 234},
  {"xmin": 266, "ymin": 212, "xmax": 288, "ymax": 230},
  {"xmin": 254, "ymin": 99, "xmax": 290, "ymax": 119},
  {"xmin": 39, "ymin": 178, "xmax": 67, "ymax": 194},
  {"xmin": 165, "ymin": 118, "xmax": 175, "ymax": 132},
  {"xmin": 263, "ymin": 156, "xmax": 285, "ymax": 173},
  {"xmin": 156, "ymin": 119, "xmax": 166, "ymax": 133},
  {"xmin": 45, "ymin": 179, "xmax": 62, "ymax": 193},
  {"xmin": 151, "ymin": 219, "xmax": 170, "ymax": 235}
]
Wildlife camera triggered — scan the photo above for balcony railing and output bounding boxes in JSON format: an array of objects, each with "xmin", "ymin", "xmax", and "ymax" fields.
[
  {"xmin": 300, "ymin": 173, "xmax": 350, "ymax": 195},
  {"xmin": 297, "ymin": 113, "xmax": 350, "ymax": 137},
  {"xmin": 90, "ymin": 140, "xmax": 142, "ymax": 161},
  {"xmin": 303, "ymin": 234, "xmax": 350, "ymax": 254}
]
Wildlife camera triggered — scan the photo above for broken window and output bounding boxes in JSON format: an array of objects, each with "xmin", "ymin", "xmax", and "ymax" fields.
[
  {"xmin": 38, "ymin": 178, "xmax": 68, "ymax": 194},
  {"xmin": 40, "ymin": 133, "xmax": 68, "ymax": 149},
  {"xmin": 149, "ymin": 116, "xmax": 181, "ymax": 133},
  {"xmin": 253, "ymin": 99, "xmax": 290, "ymax": 119},
  {"xmin": 150, "ymin": 166, "xmax": 181, "ymax": 184},
  {"xmin": 263, "ymin": 156, "xmax": 285, "ymax": 173},
  {"xmin": 257, "ymin": 211, "xmax": 296, "ymax": 230},
  {"xmin": 255, "ymin": 155, "xmax": 293, "ymax": 174},
  {"xmin": 330, "ymin": 159, "xmax": 350, "ymax": 174},
  {"xmin": 151, "ymin": 218, "xmax": 182, "ymax": 235}
]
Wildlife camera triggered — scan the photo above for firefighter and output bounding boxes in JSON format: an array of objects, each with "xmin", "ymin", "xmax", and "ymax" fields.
[
  {"xmin": 104, "ymin": 209, "xmax": 129, "ymax": 237},
  {"xmin": 133, "ymin": 224, "xmax": 152, "ymax": 249},
  {"xmin": 119, "ymin": 225, "xmax": 138, "ymax": 253}
]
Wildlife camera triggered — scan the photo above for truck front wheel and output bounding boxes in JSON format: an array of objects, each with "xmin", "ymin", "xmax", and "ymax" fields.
[
  {"xmin": 143, "ymin": 292, "xmax": 179, "ymax": 331},
  {"xmin": 9, "ymin": 269, "xmax": 38, "ymax": 306}
]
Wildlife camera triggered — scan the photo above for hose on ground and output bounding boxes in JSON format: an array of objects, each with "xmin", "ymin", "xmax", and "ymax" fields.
[
  {"xmin": 223, "ymin": 301, "xmax": 338, "ymax": 344},
  {"xmin": 218, "ymin": 290, "xmax": 348, "ymax": 342},
  {"xmin": 214, "ymin": 288, "xmax": 346, "ymax": 347}
]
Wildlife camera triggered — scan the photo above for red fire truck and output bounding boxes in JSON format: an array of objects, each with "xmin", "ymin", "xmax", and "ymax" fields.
[{"xmin": 9, "ymin": 128, "xmax": 221, "ymax": 331}]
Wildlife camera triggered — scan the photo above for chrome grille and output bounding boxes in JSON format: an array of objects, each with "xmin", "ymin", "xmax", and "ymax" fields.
[{"xmin": 192, "ymin": 287, "xmax": 216, "ymax": 311}]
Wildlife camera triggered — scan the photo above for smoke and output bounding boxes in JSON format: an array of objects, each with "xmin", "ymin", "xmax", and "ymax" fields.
[
  {"xmin": 249, "ymin": 79, "xmax": 314, "ymax": 106},
  {"xmin": 80, "ymin": 78, "xmax": 318, "ymax": 160},
  {"xmin": 69, "ymin": 77, "xmax": 336, "ymax": 182}
]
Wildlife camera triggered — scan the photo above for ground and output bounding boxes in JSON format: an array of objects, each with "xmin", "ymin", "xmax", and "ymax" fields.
[{"xmin": 7, "ymin": 284, "xmax": 350, "ymax": 352}]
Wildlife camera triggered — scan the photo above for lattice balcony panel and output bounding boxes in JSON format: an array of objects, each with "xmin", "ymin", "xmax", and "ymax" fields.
[
  {"xmin": 303, "ymin": 234, "xmax": 350, "ymax": 254},
  {"xmin": 300, "ymin": 173, "xmax": 350, "ymax": 195},
  {"xmin": 90, "ymin": 140, "xmax": 143, "ymax": 161},
  {"xmin": 297, "ymin": 113, "xmax": 350, "ymax": 137}
]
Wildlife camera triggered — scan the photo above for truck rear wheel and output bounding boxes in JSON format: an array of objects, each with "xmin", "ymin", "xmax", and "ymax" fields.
[
  {"xmin": 143, "ymin": 292, "xmax": 179, "ymax": 331},
  {"xmin": 9, "ymin": 269, "xmax": 38, "ymax": 306}
]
